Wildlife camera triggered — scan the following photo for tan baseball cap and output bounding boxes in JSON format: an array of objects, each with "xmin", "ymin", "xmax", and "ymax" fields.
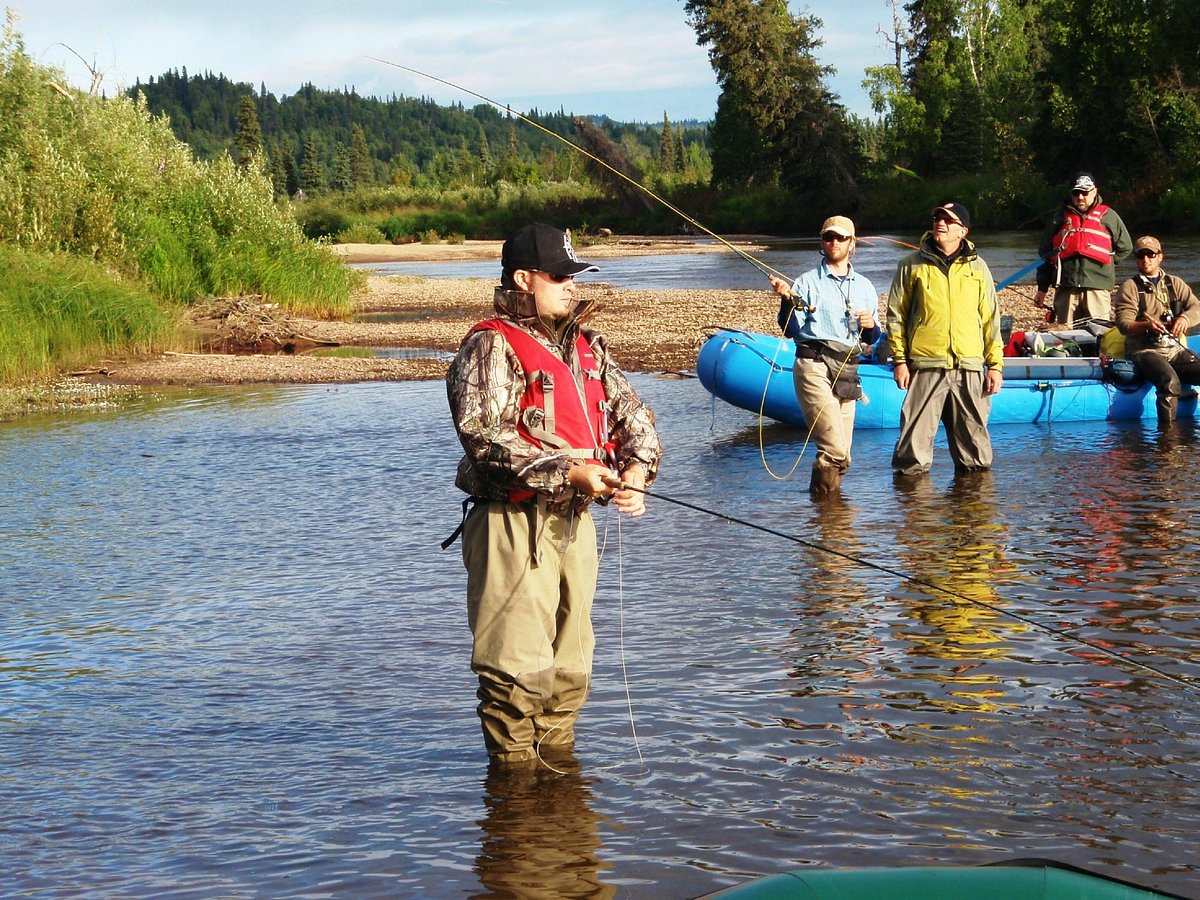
[
  {"xmin": 819, "ymin": 216, "xmax": 855, "ymax": 238},
  {"xmin": 1134, "ymin": 235, "xmax": 1162, "ymax": 254}
]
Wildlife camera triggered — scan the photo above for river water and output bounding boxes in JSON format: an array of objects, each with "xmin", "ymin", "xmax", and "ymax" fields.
[
  {"xmin": 353, "ymin": 230, "xmax": 1200, "ymax": 295},
  {"xmin": 4, "ymin": 249, "xmax": 1200, "ymax": 898}
]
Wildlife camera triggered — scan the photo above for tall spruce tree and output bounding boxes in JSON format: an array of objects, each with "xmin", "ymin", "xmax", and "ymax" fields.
[
  {"xmin": 659, "ymin": 112, "xmax": 676, "ymax": 174},
  {"xmin": 349, "ymin": 123, "xmax": 372, "ymax": 188},
  {"xmin": 685, "ymin": 0, "xmax": 861, "ymax": 203},
  {"xmin": 299, "ymin": 134, "xmax": 324, "ymax": 196},
  {"xmin": 234, "ymin": 95, "xmax": 263, "ymax": 172}
]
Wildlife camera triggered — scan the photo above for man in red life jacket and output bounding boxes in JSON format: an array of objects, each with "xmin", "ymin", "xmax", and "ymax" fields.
[
  {"xmin": 446, "ymin": 222, "xmax": 662, "ymax": 764},
  {"xmin": 1033, "ymin": 172, "xmax": 1132, "ymax": 327}
]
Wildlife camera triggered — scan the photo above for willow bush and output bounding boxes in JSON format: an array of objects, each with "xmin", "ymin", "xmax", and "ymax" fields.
[{"xmin": 0, "ymin": 16, "xmax": 355, "ymax": 355}]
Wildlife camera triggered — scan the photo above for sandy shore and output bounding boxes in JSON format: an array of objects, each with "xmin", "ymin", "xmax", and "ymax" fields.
[{"xmin": 90, "ymin": 239, "xmax": 1047, "ymax": 387}]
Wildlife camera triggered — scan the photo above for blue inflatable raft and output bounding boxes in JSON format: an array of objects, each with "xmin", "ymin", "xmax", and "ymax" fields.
[{"xmin": 696, "ymin": 329, "xmax": 1199, "ymax": 429}]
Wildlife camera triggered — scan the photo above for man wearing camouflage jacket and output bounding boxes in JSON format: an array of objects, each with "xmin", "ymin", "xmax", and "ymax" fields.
[{"xmin": 446, "ymin": 222, "xmax": 662, "ymax": 764}]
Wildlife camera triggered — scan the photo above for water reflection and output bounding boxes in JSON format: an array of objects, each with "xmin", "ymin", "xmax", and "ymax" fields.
[
  {"xmin": 782, "ymin": 497, "xmax": 883, "ymax": 697},
  {"xmin": 890, "ymin": 471, "xmax": 1022, "ymax": 717},
  {"xmin": 475, "ymin": 753, "xmax": 613, "ymax": 899}
]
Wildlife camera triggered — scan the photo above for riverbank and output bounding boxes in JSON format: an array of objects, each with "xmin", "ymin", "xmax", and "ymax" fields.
[
  {"xmin": 83, "ymin": 277, "xmax": 1048, "ymax": 387},
  {"xmin": 1, "ymin": 237, "xmax": 1051, "ymax": 419},
  {"xmin": 86, "ymin": 235, "xmax": 1048, "ymax": 387}
]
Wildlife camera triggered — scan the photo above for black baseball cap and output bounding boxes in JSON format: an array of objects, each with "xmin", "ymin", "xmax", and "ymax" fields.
[
  {"xmin": 501, "ymin": 223, "xmax": 599, "ymax": 277},
  {"xmin": 931, "ymin": 202, "xmax": 971, "ymax": 228}
]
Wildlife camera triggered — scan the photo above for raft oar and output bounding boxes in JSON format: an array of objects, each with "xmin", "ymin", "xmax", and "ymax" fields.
[
  {"xmin": 996, "ymin": 256, "xmax": 1046, "ymax": 292},
  {"xmin": 614, "ymin": 482, "xmax": 1200, "ymax": 697}
]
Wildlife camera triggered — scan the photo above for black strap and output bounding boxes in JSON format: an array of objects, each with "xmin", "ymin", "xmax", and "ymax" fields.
[{"xmin": 440, "ymin": 496, "xmax": 477, "ymax": 550}]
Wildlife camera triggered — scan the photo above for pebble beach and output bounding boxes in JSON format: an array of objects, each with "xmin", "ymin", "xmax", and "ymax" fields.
[{"xmin": 89, "ymin": 238, "xmax": 1048, "ymax": 387}]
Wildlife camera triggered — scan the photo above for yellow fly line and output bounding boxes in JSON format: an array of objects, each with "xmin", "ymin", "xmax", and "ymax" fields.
[{"xmin": 367, "ymin": 57, "xmax": 792, "ymax": 283}]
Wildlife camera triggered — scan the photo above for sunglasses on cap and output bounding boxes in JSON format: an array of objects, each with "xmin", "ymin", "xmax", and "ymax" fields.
[
  {"xmin": 821, "ymin": 232, "xmax": 852, "ymax": 242},
  {"xmin": 1135, "ymin": 249, "xmax": 1160, "ymax": 259}
]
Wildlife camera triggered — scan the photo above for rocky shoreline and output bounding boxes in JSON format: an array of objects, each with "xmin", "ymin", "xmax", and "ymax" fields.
[{"xmin": 86, "ymin": 238, "xmax": 1048, "ymax": 387}]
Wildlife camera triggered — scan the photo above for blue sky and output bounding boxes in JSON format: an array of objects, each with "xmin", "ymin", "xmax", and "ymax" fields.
[{"xmin": 16, "ymin": 1, "xmax": 893, "ymax": 122}]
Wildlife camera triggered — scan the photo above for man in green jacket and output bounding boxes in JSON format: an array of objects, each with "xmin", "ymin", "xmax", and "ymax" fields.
[
  {"xmin": 1033, "ymin": 172, "xmax": 1132, "ymax": 327},
  {"xmin": 887, "ymin": 202, "xmax": 1004, "ymax": 476}
]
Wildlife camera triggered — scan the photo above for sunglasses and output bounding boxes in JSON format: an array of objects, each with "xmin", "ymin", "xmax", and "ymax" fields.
[
  {"xmin": 534, "ymin": 270, "xmax": 575, "ymax": 283},
  {"xmin": 1071, "ymin": 189, "xmax": 1093, "ymax": 196},
  {"xmin": 1135, "ymin": 250, "xmax": 1161, "ymax": 259},
  {"xmin": 821, "ymin": 232, "xmax": 852, "ymax": 242},
  {"xmin": 932, "ymin": 215, "xmax": 960, "ymax": 225}
]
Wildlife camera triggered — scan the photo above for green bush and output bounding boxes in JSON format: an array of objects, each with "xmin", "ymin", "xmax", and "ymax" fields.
[
  {"xmin": 294, "ymin": 198, "xmax": 354, "ymax": 240},
  {"xmin": 335, "ymin": 223, "xmax": 388, "ymax": 244}
]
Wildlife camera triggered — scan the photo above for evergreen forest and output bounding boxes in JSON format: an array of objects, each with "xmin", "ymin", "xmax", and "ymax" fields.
[{"xmin": 124, "ymin": 0, "xmax": 1200, "ymax": 239}]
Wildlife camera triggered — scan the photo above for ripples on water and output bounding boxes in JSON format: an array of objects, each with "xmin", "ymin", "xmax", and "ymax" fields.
[{"xmin": 2, "ymin": 379, "xmax": 1199, "ymax": 897}]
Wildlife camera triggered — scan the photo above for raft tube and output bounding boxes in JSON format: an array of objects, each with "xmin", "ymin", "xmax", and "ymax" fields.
[
  {"xmin": 704, "ymin": 861, "xmax": 1188, "ymax": 899},
  {"xmin": 696, "ymin": 329, "xmax": 1200, "ymax": 429}
]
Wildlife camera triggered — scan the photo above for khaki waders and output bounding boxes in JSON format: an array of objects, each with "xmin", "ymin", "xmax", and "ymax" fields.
[{"xmin": 462, "ymin": 499, "xmax": 598, "ymax": 763}]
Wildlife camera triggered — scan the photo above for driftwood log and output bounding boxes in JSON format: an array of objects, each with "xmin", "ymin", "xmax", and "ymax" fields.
[{"xmin": 185, "ymin": 296, "xmax": 339, "ymax": 354}]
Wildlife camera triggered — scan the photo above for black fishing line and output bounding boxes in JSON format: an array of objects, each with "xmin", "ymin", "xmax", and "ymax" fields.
[{"xmin": 624, "ymin": 484, "xmax": 1200, "ymax": 697}]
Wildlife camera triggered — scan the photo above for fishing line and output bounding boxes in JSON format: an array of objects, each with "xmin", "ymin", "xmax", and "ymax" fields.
[
  {"xmin": 613, "ymin": 510, "xmax": 645, "ymax": 767},
  {"xmin": 367, "ymin": 57, "xmax": 790, "ymax": 283},
  {"xmin": 622, "ymin": 483, "xmax": 1200, "ymax": 697},
  {"xmin": 538, "ymin": 502, "xmax": 644, "ymax": 776}
]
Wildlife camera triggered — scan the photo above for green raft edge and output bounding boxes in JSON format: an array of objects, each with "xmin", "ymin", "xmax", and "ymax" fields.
[{"xmin": 706, "ymin": 863, "xmax": 1188, "ymax": 899}]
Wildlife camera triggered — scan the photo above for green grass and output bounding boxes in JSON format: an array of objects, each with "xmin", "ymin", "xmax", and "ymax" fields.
[
  {"xmin": 0, "ymin": 247, "xmax": 177, "ymax": 383},
  {"xmin": 0, "ymin": 24, "xmax": 360, "ymax": 385}
]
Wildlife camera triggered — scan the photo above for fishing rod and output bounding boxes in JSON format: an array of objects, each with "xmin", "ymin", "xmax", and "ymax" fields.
[
  {"xmin": 367, "ymin": 57, "xmax": 787, "ymax": 283},
  {"xmin": 612, "ymin": 481, "xmax": 1200, "ymax": 697}
]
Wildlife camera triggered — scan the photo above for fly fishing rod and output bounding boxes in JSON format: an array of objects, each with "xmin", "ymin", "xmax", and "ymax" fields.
[
  {"xmin": 612, "ymin": 481, "xmax": 1200, "ymax": 697},
  {"xmin": 367, "ymin": 57, "xmax": 787, "ymax": 283}
]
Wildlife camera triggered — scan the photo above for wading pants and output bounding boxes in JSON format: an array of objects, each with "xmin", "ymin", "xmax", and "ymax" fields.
[
  {"xmin": 1131, "ymin": 345, "xmax": 1200, "ymax": 424},
  {"xmin": 1053, "ymin": 287, "xmax": 1112, "ymax": 327},
  {"xmin": 892, "ymin": 368, "xmax": 993, "ymax": 475},
  {"xmin": 462, "ymin": 500, "xmax": 597, "ymax": 763},
  {"xmin": 793, "ymin": 357, "xmax": 856, "ymax": 491}
]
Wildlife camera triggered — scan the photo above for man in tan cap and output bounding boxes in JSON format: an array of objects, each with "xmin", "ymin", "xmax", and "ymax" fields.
[
  {"xmin": 770, "ymin": 215, "xmax": 880, "ymax": 495},
  {"xmin": 1114, "ymin": 235, "xmax": 1200, "ymax": 424}
]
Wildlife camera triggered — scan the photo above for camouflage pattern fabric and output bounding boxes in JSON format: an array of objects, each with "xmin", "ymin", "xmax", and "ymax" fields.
[{"xmin": 447, "ymin": 286, "xmax": 662, "ymax": 514}]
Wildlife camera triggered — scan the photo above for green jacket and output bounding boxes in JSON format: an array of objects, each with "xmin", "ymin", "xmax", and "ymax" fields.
[{"xmin": 886, "ymin": 235, "xmax": 1004, "ymax": 372}]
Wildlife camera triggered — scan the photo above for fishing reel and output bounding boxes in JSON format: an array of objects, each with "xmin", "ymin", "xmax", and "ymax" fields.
[{"xmin": 1157, "ymin": 311, "xmax": 1176, "ymax": 346}]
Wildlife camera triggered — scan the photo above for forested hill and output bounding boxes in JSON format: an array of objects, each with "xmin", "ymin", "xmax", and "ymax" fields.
[{"xmin": 128, "ymin": 70, "xmax": 708, "ymax": 194}]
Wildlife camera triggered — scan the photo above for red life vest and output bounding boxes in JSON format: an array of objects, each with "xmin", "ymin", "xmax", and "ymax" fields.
[
  {"xmin": 1049, "ymin": 204, "xmax": 1114, "ymax": 265},
  {"xmin": 471, "ymin": 318, "xmax": 613, "ymax": 502}
]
